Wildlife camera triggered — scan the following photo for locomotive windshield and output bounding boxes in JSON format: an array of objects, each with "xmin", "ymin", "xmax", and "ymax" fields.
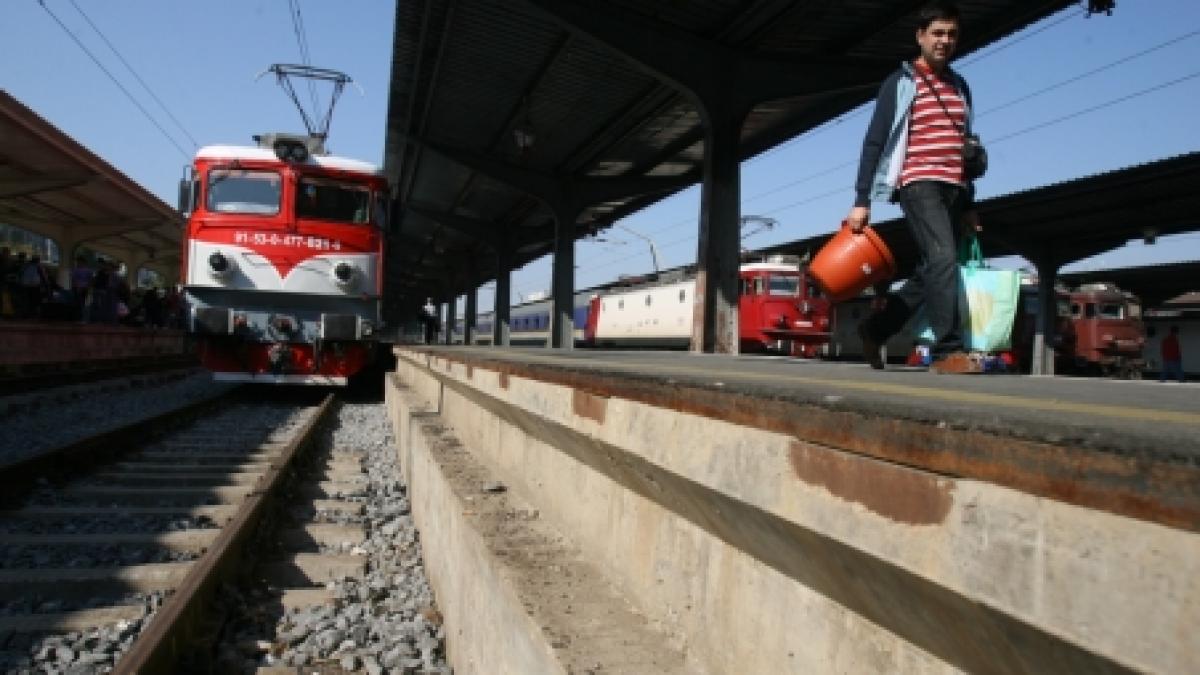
[
  {"xmin": 767, "ymin": 275, "xmax": 800, "ymax": 296},
  {"xmin": 206, "ymin": 169, "xmax": 281, "ymax": 215},
  {"xmin": 296, "ymin": 178, "xmax": 373, "ymax": 224}
]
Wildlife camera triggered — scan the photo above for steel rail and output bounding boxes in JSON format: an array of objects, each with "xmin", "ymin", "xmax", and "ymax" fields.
[{"xmin": 112, "ymin": 393, "xmax": 337, "ymax": 674}]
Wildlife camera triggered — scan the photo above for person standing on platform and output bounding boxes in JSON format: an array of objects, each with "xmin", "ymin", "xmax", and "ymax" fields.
[
  {"xmin": 142, "ymin": 287, "xmax": 164, "ymax": 328},
  {"xmin": 110, "ymin": 261, "xmax": 132, "ymax": 324},
  {"xmin": 845, "ymin": 1, "xmax": 983, "ymax": 374},
  {"xmin": 0, "ymin": 247, "xmax": 13, "ymax": 318},
  {"xmin": 9, "ymin": 252, "xmax": 28, "ymax": 318},
  {"xmin": 70, "ymin": 254, "xmax": 94, "ymax": 321},
  {"xmin": 19, "ymin": 254, "xmax": 50, "ymax": 319},
  {"xmin": 163, "ymin": 286, "xmax": 182, "ymax": 328},
  {"xmin": 1160, "ymin": 325, "xmax": 1185, "ymax": 383},
  {"xmin": 86, "ymin": 259, "xmax": 114, "ymax": 324}
]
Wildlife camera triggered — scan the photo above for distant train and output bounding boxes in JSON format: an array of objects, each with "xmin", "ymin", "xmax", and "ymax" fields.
[
  {"xmin": 467, "ymin": 257, "xmax": 831, "ymax": 356},
  {"xmin": 458, "ymin": 259, "xmax": 1145, "ymax": 377},
  {"xmin": 831, "ymin": 279, "xmax": 1145, "ymax": 377},
  {"xmin": 472, "ymin": 292, "xmax": 592, "ymax": 347},
  {"xmin": 1019, "ymin": 282, "xmax": 1145, "ymax": 377}
]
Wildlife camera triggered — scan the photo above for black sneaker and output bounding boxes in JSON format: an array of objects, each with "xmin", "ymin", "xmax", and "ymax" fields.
[{"xmin": 857, "ymin": 322, "xmax": 884, "ymax": 370}]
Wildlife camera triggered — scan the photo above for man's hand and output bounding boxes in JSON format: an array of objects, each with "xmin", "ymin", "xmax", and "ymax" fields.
[{"xmin": 846, "ymin": 206, "xmax": 870, "ymax": 233}]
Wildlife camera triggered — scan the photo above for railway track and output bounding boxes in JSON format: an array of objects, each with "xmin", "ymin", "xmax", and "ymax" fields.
[{"xmin": 0, "ymin": 389, "xmax": 374, "ymax": 673}]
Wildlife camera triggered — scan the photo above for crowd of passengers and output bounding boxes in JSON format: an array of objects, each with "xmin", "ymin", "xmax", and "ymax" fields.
[{"xmin": 0, "ymin": 247, "xmax": 182, "ymax": 327}]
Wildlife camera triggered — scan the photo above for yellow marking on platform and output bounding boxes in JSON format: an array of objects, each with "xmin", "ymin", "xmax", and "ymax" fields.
[{"xmin": 450, "ymin": 352, "xmax": 1200, "ymax": 427}]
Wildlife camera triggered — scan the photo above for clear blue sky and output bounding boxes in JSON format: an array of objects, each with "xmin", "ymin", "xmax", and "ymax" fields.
[{"xmin": 4, "ymin": 1, "xmax": 1199, "ymax": 314}]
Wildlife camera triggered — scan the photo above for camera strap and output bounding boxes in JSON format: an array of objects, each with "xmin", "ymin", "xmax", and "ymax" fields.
[{"xmin": 914, "ymin": 65, "xmax": 969, "ymax": 139}]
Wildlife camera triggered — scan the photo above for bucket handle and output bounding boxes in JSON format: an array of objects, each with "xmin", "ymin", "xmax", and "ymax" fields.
[{"xmin": 842, "ymin": 219, "xmax": 878, "ymax": 238}]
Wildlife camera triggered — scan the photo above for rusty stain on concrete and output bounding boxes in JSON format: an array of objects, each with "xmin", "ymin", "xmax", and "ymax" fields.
[
  {"xmin": 788, "ymin": 441, "xmax": 953, "ymax": 525},
  {"xmin": 401, "ymin": 348, "xmax": 1200, "ymax": 532},
  {"xmin": 715, "ymin": 307, "xmax": 734, "ymax": 354},
  {"xmin": 572, "ymin": 390, "xmax": 607, "ymax": 425}
]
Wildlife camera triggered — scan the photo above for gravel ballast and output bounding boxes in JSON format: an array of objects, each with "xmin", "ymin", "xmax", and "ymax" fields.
[
  {"xmin": 219, "ymin": 401, "xmax": 451, "ymax": 674},
  {"xmin": 0, "ymin": 370, "xmax": 234, "ymax": 465}
]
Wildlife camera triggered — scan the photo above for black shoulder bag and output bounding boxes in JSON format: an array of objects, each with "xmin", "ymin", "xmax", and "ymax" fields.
[{"xmin": 916, "ymin": 68, "xmax": 987, "ymax": 180}]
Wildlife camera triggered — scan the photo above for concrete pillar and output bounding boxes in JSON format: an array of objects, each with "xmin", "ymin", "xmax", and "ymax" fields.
[
  {"xmin": 444, "ymin": 296, "xmax": 457, "ymax": 345},
  {"xmin": 143, "ymin": 260, "xmax": 178, "ymax": 288},
  {"xmin": 125, "ymin": 251, "xmax": 153, "ymax": 288},
  {"xmin": 1031, "ymin": 257, "xmax": 1059, "ymax": 376},
  {"xmin": 550, "ymin": 203, "xmax": 580, "ymax": 350},
  {"xmin": 494, "ymin": 247, "xmax": 512, "ymax": 347},
  {"xmin": 691, "ymin": 105, "xmax": 744, "ymax": 354},
  {"xmin": 51, "ymin": 235, "xmax": 84, "ymax": 289},
  {"xmin": 464, "ymin": 285, "xmax": 477, "ymax": 347}
]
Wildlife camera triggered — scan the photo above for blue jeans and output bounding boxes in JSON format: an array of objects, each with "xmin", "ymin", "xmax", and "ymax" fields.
[
  {"xmin": 861, "ymin": 181, "xmax": 969, "ymax": 357},
  {"xmin": 1160, "ymin": 360, "xmax": 1184, "ymax": 382}
]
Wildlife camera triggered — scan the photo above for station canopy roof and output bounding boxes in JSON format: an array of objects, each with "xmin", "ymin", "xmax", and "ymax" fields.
[
  {"xmin": 0, "ymin": 90, "xmax": 181, "ymax": 276},
  {"xmin": 383, "ymin": 0, "xmax": 1079, "ymax": 310},
  {"xmin": 1061, "ymin": 261, "xmax": 1200, "ymax": 309}
]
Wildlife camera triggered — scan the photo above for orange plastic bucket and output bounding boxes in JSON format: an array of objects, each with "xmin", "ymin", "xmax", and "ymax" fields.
[{"xmin": 808, "ymin": 221, "xmax": 897, "ymax": 303}]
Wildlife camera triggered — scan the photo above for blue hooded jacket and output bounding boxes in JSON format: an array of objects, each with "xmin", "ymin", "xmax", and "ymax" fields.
[{"xmin": 853, "ymin": 61, "xmax": 975, "ymax": 207}]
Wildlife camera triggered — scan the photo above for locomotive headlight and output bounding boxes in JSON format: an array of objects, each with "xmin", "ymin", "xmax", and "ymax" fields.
[
  {"xmin": 332, "ymin": 261, "xmax": 357, "ymax": 288},
  {"xmin": 208, "ymin": 251, "xmax": 235, "ymax": 279}
]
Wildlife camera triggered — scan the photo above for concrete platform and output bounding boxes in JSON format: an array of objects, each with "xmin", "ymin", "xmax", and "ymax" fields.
[
  {"xmin": 417, "ymin": 347, "xmax": 1200, "ymax": 531},
  {"xmin": 387, "ymin": 346, "xmax": 1199, "ymax": 674},
  {"xmin": 0, "ymin": 320, "xmax": 187, "ymax": 373}
]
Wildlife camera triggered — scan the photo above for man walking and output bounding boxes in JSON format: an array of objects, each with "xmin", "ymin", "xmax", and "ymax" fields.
[
  {"xmin": 846, "ymin": 1, "xmax": 983, "ymax": 374},
  {"xmin": 1159, "ymin": 325, "xmax": 1185, "ymax": 383}
]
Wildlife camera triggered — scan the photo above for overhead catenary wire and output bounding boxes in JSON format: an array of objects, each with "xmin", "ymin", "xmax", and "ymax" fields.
[
  {"xmin": 571, "ymin": 27, "xmax": 1200, "ymax": 281},
  {"xmin": 573, "ymin": 65, "xmax": 1200, "ymax": 289},
  {"xmin": 658, "ymin": 8, "xmax": 1116, "ymax": 225},
  {"xmin": 743, "ymin": 7, "xmax": 1086, "ymax": 169},
  {"xmin": 746, "ymin": 23, "xmax": 1200, "ymax": 208},
  {"xmin": 497, "ymin": 8, "xmax": 1108, "ymax": 302},
  {"xmin": 286, "ymin": 0, "xmax": 322, "ymax": 125},
  {"xmin": 36, "ymin": 0, "xmax": 191, "ymax": 158},
  {"xmin": 67, "ymin": 0, "xmax": 200, "ymax": 150}
]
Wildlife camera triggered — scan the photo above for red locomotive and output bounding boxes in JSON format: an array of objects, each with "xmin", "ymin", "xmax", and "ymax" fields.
[
  {"xmin": 178, "ymin": 66, "xmax": 388, "ymax": 384},
  {"xmin": 1011, "ymin": 282, "xmax": 1145, "ymax": 377},
  {"xmin": 738, "ymin": 258, "xmax": 832, "ymax": 357}
]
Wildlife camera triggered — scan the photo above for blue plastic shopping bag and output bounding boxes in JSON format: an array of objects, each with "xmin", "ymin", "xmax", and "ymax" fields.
[{"xmin": 909, "ymin": 238, "xmax": 1021, "ymax": 352}]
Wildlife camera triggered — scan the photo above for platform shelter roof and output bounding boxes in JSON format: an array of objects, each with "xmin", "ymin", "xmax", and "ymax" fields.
[
  {"xmin": 383, "ymin": 0, "xmax": 1078, "ymax": 314},
  {"xmin": 1060, "ymin": 261, "xmax": 1200, "ymax": 309},
  {"xmin": 0, "ymin": 90, "xmax": 181, "ymax": 281}
]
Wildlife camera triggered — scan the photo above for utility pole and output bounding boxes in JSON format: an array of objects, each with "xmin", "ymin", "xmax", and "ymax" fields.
[{"xmin": 613, "ymin": 223, "xmax": 661, "ymax": 275}]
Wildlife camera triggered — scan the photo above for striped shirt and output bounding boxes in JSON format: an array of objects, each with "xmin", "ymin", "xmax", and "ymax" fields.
[{"xmin": 900, "ymin": 62, "xmax": 967, "ymax": 188}]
